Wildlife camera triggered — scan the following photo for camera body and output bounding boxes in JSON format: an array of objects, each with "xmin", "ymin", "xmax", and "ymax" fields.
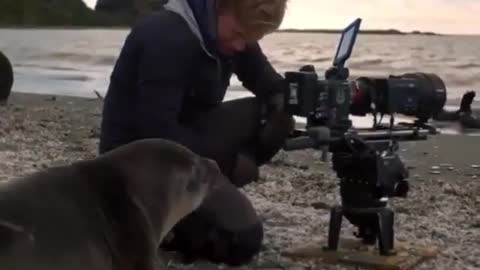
[{"xmin": 284, "ymin": 67, "xmax": 354, "ymax": 135}]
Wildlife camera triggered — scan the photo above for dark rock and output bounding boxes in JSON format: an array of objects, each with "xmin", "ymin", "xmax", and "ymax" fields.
[{"xmin": 0, "ymin": 51, "xmax": 13, "ymax": 105}]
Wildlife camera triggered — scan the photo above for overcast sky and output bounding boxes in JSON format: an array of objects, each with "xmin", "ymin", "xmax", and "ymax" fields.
[{"xmin": 83, "ymin": 0, "xmax": 478, "ymax": 35}]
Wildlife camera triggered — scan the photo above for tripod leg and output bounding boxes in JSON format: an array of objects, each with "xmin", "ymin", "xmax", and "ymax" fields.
[
  {"xmin": 377, "ymin": 208, "xmax": 395, "ymax": 256},
  {"xmin": 326, "ymin": 206, "xmax": 343, "ymax": 251}
]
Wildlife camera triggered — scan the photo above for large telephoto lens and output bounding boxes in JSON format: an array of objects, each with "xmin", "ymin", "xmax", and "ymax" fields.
[{"xmin": 351, "ymin": 72, "xmax": 447, "ymax": 121}]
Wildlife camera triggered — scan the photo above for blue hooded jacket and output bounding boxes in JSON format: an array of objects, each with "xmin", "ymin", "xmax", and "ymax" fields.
[
  {"xmin": 99, "ymin": 0, "xmax": 285, "ymax": 166},
  {"xmin": 186, "ymin": 0, "xmax": 219, "ymax": 56}
]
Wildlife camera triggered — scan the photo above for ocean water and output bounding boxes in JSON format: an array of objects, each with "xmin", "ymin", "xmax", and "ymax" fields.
[{"xmin": 1, "ymin": 28, "xmax": 479, "ymax": 102}]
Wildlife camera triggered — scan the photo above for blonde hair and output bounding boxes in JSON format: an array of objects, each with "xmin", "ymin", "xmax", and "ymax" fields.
[{"xmin": 218, "ymin": 0, "xmax": 288, "ymax": 40}]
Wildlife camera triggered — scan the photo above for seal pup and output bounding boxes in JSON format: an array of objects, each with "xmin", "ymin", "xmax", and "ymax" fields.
[
  {"xmin": 0, "ymin": 138, "xmax": 222, "ymax": 270},
  {"xmin": 433, "ymin": 91, "xmax": 475, "ymax": 121},
  {"xmin": 434, "ymin": 91, "xmax": 480, "ymax": 129}
]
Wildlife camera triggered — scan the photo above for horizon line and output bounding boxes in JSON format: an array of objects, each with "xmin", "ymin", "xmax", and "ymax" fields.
[{"xmin": 277, "ymin": 27, "xmax": 480, "ymax": 36}]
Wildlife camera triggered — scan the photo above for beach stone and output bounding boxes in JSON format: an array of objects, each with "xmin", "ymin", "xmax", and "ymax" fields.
[
  {"xmin": 0, "ymin": 51, "xmax": 13, "ymax": 105},
  {"xmin": 472, "ymin": 219, "xmax": 480, "ymax": 228},
  {"xmin": 443, "ymin": 184, "xmax": 464, "ymax": 196},
  {"xmin": 311, "ymin": 201, "xmax": 331, "ymax": 210}
]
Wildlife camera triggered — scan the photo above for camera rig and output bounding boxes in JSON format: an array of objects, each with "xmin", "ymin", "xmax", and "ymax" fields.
[{"xmin": 281, "ymin": 18, "xmax": 446, "ymax": 256}]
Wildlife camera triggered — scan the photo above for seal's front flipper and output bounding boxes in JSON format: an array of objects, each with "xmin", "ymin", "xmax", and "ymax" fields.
[
  {"xmin": 460, "ymin": 91, "xmax": 476, "ymax": 113},
  {"xmin": 0, "ymin": 220, "xmax": 36, "ymax": 270}
]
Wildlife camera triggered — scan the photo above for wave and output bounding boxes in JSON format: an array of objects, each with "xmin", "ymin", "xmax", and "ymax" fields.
[
  {"xmin": 29, "ymin": 52, "xmax": 117, "ymax": 66},
  {"xmin": 282, "ymin": 50, "xmax": 295, "ymax": 56},
  {"xmin": 94, "ymin": 56, "xmax": 117, "ymax": 66},
  {"xmin": 48, "ymin": 74, "xmax": 92, "ymax": 81},
  {"xmin": 15, "ymin": 63, "xmax": 80, "ymax": 71},
  {"xmin": 453, "ymin": 63, "xmax": 480, "ymax": 69},
  {"xmin": 295, "ymin": 56, "xmax": 331, "ymax": 63},
  {"xmin": 443, "ymin": 74, "xmax": 480, "ymax": 89},
  {"xmin": 411, "ymin": 46, "xmax": 425, "ymax": 51},
  {"xmin": 44, "ymin": 52, "xmax": 91, "ymax": 61},
  {"xmin": 349, "ymin": 59, "xmax": 384, "ymax": 68}
]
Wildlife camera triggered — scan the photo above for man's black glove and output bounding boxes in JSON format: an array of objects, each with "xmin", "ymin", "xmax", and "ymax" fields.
[
  {"xmin": 261, "ymin": 78, "xmax": 289, "ymax": 117},
  {"xmin": 256, "ymin": 80, "xmax": 296, "ymax": 165}
]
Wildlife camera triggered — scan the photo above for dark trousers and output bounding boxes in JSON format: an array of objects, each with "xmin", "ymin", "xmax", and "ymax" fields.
[{"xmin": 100, "ymin": 97, "xmax": 294, "ymax": 266}]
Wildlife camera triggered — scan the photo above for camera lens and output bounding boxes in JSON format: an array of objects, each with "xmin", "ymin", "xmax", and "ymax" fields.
[
  {"xmin": 396, "ymin": 73, "xmax": 447, "ymax": 120},
  {"xmin": 351, "ymin": 73, "xmax": 447, "ymax": 121}
]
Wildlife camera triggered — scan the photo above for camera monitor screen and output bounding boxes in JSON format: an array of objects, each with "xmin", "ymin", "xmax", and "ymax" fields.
[{"xmin": 333, "ymin": 18, "xmax": 362, "ymax": 68}]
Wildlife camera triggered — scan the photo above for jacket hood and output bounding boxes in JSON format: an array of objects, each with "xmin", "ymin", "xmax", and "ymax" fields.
[{"xmin": 164, "ymin": 0, "xmax": 218, "ymax": 57}]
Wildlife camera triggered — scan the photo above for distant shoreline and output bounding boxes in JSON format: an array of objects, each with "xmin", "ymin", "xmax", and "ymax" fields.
[
  {"xmin": 0, "ymin": 26, "xmax": 442, "ymax": 35},
  {"xmin": 0, "ymin": 26, "xmax": 478, "ymax": 36},
  {"xmin": 276, "ymin": 28, "xmax": 442, "ymax": 36},
  {"xmin": 0, "ymin": 26, "xmax": 130, "ymax": 30}
]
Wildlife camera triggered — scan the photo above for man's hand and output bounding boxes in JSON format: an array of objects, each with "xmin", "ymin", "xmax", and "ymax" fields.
[
  {"xmin": 265, "ymin": 92, "xmax": 285, "ymax": 115},
  {"xmin": 256, "ymin": 91, "xmax": 296, "ymax": 165}
]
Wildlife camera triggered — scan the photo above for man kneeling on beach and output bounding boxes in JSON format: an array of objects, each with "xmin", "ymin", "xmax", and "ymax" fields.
[{"xmin": 98, "ymin": 0, "xmax": 294, "ymax": 266}]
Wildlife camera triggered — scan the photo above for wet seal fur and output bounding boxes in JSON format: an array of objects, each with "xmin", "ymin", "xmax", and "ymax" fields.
[{"xmin": 0, "ymin": 138, "xmax": 222, "ymax": 270}]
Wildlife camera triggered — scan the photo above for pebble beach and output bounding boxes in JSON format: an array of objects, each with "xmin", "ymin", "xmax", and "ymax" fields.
[{"xmin": 0, "ymin": 92, "xmax": 479, "ymax": 270}]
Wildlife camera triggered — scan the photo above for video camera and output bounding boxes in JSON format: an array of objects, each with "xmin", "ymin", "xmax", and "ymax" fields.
[{"xmin": 281, "ymin": 18, "xmax": 446, "ymax": 256}]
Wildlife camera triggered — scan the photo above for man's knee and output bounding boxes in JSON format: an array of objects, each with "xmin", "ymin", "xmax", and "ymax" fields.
[
  {"xmin": 162, "ymin": 217, "xmax": 264, "ymax": 267},
  {"xmin": 203, "ymin": 221, "xmax": 264, "ymax": 266},
  {"xmin": 230, "ymin": 153, "xmax": 259, "ymax": 187},
  {"xmin": 226, "ymin": 221, "xmax": 264, "ymax": 266}
]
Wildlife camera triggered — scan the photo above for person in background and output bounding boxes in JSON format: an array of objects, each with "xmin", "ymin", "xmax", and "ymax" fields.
[{"xmin": 99, "ymin": 0, "xmax": 294, "ymax": 266}]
